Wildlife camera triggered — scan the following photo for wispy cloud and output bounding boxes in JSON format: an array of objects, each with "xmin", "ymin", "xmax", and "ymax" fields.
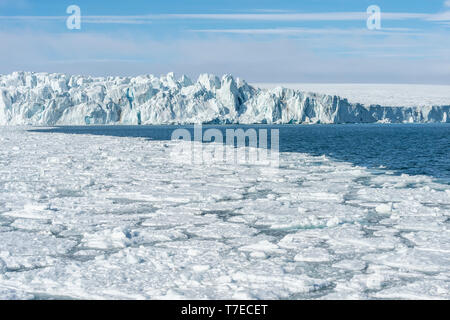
[
  {"xmin": 150, "ymin": 12, "xmax": 430, "ymax": 21},
  {"xmin": 1, "ymin": 4, "xmax": 449, "ymax": 84},
  {"xmin": 83, "ymin": 17, "xmax": 152, "ymax": 25},
  {"xmin": 0, "ymin": 15, "xmax": 64, "ymax": 20},
  {"xmin": 191, "ymin": 27, "xmax": 422, "ymax": 36},
  {"xmin": 427, "ymin": 11, "xmax": 450, "ymax": 21},
  {"xmin": 1, "ymin": 29, "xmax": 449, "ymax": 83},
  {"xmin": 0, "ymin": 15, "xmax": 153, "ymax": 24},
  {"xmin": 0, "ymin": 11, "xmax": 433, "ymax": 25},
  {"xmin": 249, "ymin": 9, "xmax": 292, "ymax": 13}
]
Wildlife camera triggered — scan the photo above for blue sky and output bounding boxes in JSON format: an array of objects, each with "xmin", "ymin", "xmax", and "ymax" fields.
[{"xmin": 1, "ymin": 0, "xmax": 450, "ymax": 83}]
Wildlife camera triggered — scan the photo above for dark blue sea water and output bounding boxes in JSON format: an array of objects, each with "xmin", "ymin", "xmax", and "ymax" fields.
[{"xmin": 31, "ymin": 124, "xmax": 450, "ymax": 184}]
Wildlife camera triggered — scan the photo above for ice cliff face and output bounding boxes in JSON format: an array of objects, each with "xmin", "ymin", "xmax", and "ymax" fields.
[{"xmin": 0, "ymin": 71, "xmax": 449, "ymax": 125}]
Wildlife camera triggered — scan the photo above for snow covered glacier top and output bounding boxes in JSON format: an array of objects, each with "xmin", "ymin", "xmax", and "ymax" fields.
[{"xmin": 0, "ymin": 71, "xmax": 449, "ymax": 125}]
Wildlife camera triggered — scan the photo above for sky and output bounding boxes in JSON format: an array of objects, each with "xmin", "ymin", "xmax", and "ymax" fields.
[{"xmin": 1, "ymin": 0, "xmax": 450, "ymax": 84}]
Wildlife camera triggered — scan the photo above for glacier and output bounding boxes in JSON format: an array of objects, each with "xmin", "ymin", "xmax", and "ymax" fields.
[{"xmin": 0, "ymin": 71, "xmax": 449, "ymax": 125}]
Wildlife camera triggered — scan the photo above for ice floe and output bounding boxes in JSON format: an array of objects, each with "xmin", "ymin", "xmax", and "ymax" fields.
[{"xmin": 0, "ymin": 127, "xmax": 448, "ymax": 299}]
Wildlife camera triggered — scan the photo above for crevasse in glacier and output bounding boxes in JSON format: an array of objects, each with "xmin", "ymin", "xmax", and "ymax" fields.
[{"xmin": 0, "ymin": 71, "xmax": 449, "ymax": 125}]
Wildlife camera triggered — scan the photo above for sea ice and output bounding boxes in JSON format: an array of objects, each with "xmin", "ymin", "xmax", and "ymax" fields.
[{"xmin": 0, "ymin": 127, "xmax": 448, "ymax": 299}]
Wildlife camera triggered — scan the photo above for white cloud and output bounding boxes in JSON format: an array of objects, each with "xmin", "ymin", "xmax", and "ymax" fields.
[
  {"xmin": 0, "ymin": 11, "xmax": 432, "ymax": 25},
  {"xmin": 427, "ymin": 11, "xmax": 450, "ymax": 21},
  {"xmin": 0, "ymin": 15, "xmax": 153, "ymax": 25},
  {"xmin": 445, "ymin": 1, "xmax": 450, "ymax": 7},
  {"xmin": 150, "ymin": 12, "xmax": 431, "ymax": 21},
  {"xmin": 191, "ymin": 27, "xmax": 422, "ymax": 36},
  {"xmin": 0, "ymin": 29, "xmax": 449, "ymax": 84}
]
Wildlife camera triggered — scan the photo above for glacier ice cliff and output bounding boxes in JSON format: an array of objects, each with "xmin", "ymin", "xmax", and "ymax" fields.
[{"xmin": 0, "ymin": 71, "xmax": 449, "ymax": 125}]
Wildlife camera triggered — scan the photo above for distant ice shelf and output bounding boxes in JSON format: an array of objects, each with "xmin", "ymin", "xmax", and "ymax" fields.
[{"xmin": 0, "ymin": 71, "xmax": 449, "ymax": 125}]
